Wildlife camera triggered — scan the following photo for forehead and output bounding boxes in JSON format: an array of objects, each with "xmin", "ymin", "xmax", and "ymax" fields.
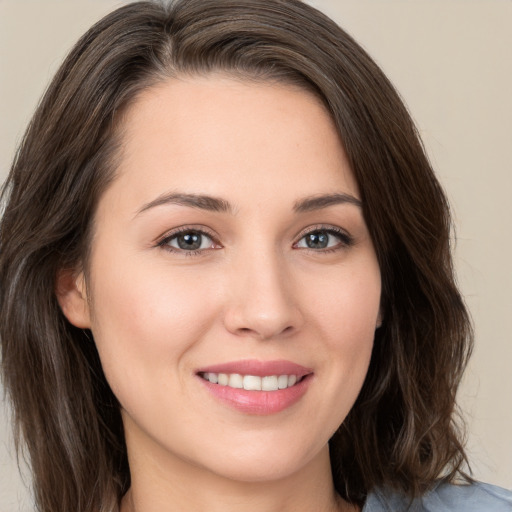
[{"xmin": 105, "ymin": 75, "xmax": 359, "ymax": 215}]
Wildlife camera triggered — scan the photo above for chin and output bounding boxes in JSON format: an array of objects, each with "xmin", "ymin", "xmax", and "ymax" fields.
[
  {"xmin": 194, "ymin": 440, "xmax": 327, "ymax": 484},
  {"xmin": 207, "ymin": 459, "xmax": 305, "ymax": 484}
]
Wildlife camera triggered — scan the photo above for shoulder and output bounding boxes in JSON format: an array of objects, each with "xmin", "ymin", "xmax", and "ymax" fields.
[{"xmin": 363, "ymin": 481, "xmax": 512, "ymax": 512}]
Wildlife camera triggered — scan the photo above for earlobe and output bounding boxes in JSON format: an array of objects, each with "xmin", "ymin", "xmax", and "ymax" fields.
[
  {"xmin": 376, "ymin": 309, "xmax": 383, "ymax": 329},
  {"xmin": 55, "ymin": 269, "xmax": 91, "ymax": 329}
]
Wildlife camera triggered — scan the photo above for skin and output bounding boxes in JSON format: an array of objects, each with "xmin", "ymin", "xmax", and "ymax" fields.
[{"xmin": 58, "ymin": 75, "xmax": 381, "ymax": 512}]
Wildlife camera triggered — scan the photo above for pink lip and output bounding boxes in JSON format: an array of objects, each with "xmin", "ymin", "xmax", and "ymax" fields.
[
  {"xmin": 196, "ymin": 359, "xmax": 312, "ymax": 378},
  {"xmin": 196, "ymin": 359, "xmax": 313, "ymax": 415}
]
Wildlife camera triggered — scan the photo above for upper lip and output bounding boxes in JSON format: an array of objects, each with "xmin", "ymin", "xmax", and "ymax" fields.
[{"xmin": 196, "ymin": 359, "xmax": 313, "ymax": 378}]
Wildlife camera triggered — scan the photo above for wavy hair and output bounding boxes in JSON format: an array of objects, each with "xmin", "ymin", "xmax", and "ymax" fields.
[{"xmin": 0, "ymin": 1, "xmax": 472, "ymax": 510}]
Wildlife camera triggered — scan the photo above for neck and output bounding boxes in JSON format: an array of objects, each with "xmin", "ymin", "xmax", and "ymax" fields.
[{"xmin": 120, "ymin": 421, "xmax": 358, "ymax": 512}]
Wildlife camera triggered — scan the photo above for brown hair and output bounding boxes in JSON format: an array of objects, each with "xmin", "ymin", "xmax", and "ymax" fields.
[{"xmin": 0, "ymin": 1, "xmax": 472, "ymax": 510}]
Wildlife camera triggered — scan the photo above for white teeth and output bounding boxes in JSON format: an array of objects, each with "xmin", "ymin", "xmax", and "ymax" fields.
[
  {"xmin": 262, "ymin": 375, "xmax": 278, "ymax": 391},
  {"xmin": 243, "ymin": 375, "xmax": 262, "ymax": 391},
  {"xmin": 228, "ymin": 373, "xmax": 243, "ymax": 388},
  {"xmin": 206, "ymin": 372, "xmax": 218, "ymax": 384},
  {"xmin": 202, "ymin": 372, "xmax": 301, "ymax": 391},
  {"xmin": 277, "ymin": 375, "xmax": 288, "ymax": 389}
]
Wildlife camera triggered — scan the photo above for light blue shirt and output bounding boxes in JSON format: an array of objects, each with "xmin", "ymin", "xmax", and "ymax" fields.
[{"xmin": 363, "ymin": 481, "xmax": 512, "ymax": 511}]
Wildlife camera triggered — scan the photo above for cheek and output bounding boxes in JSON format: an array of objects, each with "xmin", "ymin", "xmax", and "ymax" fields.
[
  {"xmin": 304, "ymin": 261, "xmax": 380, "ymax": 398},
  {"xmin": 306, "ymin": 260, "xmax": 381, "ymax": 340},
  {"xmin": 86, "ymin": 251, "xmax": 221, "ymax": 396}
]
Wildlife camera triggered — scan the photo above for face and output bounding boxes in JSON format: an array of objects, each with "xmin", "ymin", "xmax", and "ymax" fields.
[{"xmin": 61, "ymin": 75, "xmax": 381, "ymax": 484}]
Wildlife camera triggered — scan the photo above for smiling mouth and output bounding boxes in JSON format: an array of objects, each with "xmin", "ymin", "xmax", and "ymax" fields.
[{"xmin": 199, "ymin": 372, "xmax": 306, "ymax": 391}]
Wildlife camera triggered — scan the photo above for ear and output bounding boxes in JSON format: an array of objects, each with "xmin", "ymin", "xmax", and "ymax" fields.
[{"xmin": 55, "ymin": 269, "xmax": 91, "ymax": 329}]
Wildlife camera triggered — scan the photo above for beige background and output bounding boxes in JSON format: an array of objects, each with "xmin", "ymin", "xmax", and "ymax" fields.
[{"xmin": 1, "ymin": 0, "xmax": 511, "ymax": 509}]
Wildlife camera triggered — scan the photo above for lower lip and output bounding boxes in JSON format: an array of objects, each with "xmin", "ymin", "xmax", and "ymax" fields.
[{"xmin": 197, "ymin": 374, "xmax": 312, "ymax": 415}]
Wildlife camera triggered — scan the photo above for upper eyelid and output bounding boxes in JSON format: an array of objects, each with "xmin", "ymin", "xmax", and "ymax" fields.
[
  {"xmin": 159, "ymin": 223, "xmax": 349, "ymax": 238},
  {"xmin": 294, "ymin": 223, "xmax": 350, "ymax": 239},
  {"xmin": 156, "ymin": 228, "xmax": 354, "ymax": 255},
  {"xmin": 156, "ymin": 225, "xmax": 219, "ymax": 245},
  {"xmin": 293, "ymin": 226, "xmax": 353, "ymax": 250}
]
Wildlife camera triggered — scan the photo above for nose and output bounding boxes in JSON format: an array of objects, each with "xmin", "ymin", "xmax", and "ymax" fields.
[{"xmin": 222, "ymin": 247, "xmax": 304, "ymax": 341}]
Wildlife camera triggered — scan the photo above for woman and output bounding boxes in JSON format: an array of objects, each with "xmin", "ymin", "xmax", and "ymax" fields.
[{"xmin": 1, "ymin": 1, "xmax": 510, "ymax": 511}]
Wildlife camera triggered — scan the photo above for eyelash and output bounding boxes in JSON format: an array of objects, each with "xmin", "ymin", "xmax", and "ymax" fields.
[
  {"xmin": 295, "ymin": 225, "xmax": 354, "ymax": 253},
  {"xmin": 156, "ymin": 224, "xmax": 354, "ymax": 257},
  {"xmin": 156, "ymin": 226, "xmax": 219, "ymax": 257}
]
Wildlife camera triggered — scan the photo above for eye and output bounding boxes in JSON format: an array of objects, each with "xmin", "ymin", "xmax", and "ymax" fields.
[
  {"xmin": 295, "ymin": 227, "xmax": 353, "ymax": 251},
  {"xmin": 158, "ymin": 228, "xmax": 219, "ymax": 255}
]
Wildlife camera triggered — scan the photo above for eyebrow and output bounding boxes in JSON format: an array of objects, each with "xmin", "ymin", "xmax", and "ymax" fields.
[
  {"xmin": 136, "ymin": 192, "xmax": 234, "ymax": 216},
  {"xmin": 293, "ymin": 193, "xmax": 362, "ymax": 212},
  {"xmin": 135, "ymin": 191, "xmax": 362, "ymax": 217}
]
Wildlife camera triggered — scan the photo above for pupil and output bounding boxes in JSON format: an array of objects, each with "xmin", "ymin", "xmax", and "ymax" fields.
[
  {"xmin": 178, "ymin": 232, "xmax": 201, "ymax": 250},
  {"xmin": 306, "ymin": 232, "xmax": 328, "ymax": 249}
]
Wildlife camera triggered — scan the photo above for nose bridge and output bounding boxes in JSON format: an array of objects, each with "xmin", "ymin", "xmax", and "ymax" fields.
[{"xmin": 223, "ymin": 237, "xmax": 301, "ymax": 340}]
